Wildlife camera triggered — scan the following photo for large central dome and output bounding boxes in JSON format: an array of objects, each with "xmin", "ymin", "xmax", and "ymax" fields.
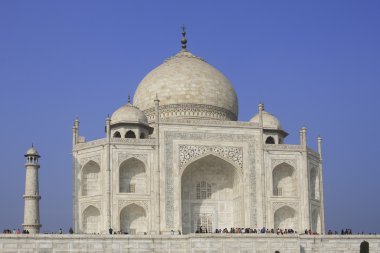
[{"xmin": 133, "ymin": 49, "xmax": 238, "ymax": 122}]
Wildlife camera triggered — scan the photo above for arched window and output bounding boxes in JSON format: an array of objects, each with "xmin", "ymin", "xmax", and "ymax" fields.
[
  {"xmin": 310, "ymin": 167, "xmax": 320, "ymax": 200},
  {"xmin": 196, "ymin": 181, "xmax": 211, "ymax": 199},
  {"xmin": 272, "ymin": 163, "xmax": 296, "ymax": 197},
  {"xmin": 265, "ymin": 136, "xmax": 275, "ymax": 144},
  {"xmin": 82, "ymin": 205, "xmax": 100, "ymax": 234},
  {"xmin": 274, "ymin": 205, "xmax": 296, "ymax": 229},
  {"xmin": 119, "ymin": 158, "xmax": 146, "ymax": 193},
  {"xmin": 125, "ymin": 130, "xmax": 136, "ymax": 138},
  {"xmin": 81, "ymin": 161, "xmax": 100, "ymax": 196},
  {"xmin": 113, "ymin": 131, "xmax": 121, "ymax": 138},
  {"xmin": 140, "ymin": 133, "xmax": 146, "ymax": 139}
]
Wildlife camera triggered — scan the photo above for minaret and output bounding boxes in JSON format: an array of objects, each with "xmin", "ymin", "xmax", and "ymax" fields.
[{"xmin": 22, "ymin": 145, "xmax": 42, "ymax": 234}]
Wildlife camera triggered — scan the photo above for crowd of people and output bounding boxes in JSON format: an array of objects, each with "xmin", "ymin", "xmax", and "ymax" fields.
[
  {"xmin": 196, "ymin": 227, "xmax": 298, "ymax": 235},
  {"xmin": 2, "ymin": 229, "xmax": 30, "ymax": 234},
  {"xmin": 2, "ymin": 227, "xmax": 376, "ymax": 236}
]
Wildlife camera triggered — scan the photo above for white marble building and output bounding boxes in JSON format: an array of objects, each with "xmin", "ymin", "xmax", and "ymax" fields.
[{"xmin": 72, "ymin": 30, "xmax": 325, "ymax": 235}]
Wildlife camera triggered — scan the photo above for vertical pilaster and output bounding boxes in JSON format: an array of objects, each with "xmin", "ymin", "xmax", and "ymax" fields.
[
  {"xmin": 154, "ymin": 95, "xmax": 161, "ymax": 233},
  {"xmin": 105, "ymin": 115, "xmax": 111, "ymax": 232}
]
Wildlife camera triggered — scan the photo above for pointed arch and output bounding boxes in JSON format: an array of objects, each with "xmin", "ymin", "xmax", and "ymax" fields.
[
  {"xmin": 180, "ymin": 152, "xmax": 243, "ymax": 178},
  {"xmin": 81, "ymin": 160, "xmax": 100, "ymax": 196},
  {"xmin": 265, "ymin": 136, "xmax": 275, "ymax": 144},
  {"xmin": 125, "ymin": 130, "xmax": 136, "ymax": 138},
  {"xmin": 181, "ymin": 154, "xmax": 243, "ymax": 234},
  {"xmin": 119, "ymin": 157, "xmax": 146, "ymax": 193},
  {"xmin": 274, "ymin": 205, "xmax": 296, "ymax": 229},
  {"xmin": 272, "ymin": 162, "xmax": 296, "ymax": 197},
  {"xmin": 82, "ymin": 205, "xmax": 100, "ymax": 234},
  {"xmin": 113, "ymin": 131, "xmax": 121, "ymax": 138},
  {"xmin": 309, "ymin": 167, "xmax": 320, "ymax": 200},
  {"xmin": 120, "ymin": 204, "xmax": 147, "ymax": 234}
]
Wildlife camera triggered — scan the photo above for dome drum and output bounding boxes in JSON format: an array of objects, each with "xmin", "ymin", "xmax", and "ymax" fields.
[{"xmin": 142, "ymin": 103, "xmax": 237, "ymax": 122}]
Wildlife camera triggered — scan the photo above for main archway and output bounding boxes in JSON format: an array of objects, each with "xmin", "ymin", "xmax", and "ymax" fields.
[{"xmin": 181, "ymin": 154, "xmax": 243, "ymax": 234}]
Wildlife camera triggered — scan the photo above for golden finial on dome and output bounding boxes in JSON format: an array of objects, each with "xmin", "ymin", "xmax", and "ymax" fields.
[{"xmin": 181, "ymin": 25, "xmax": 187, "ymax": 50}]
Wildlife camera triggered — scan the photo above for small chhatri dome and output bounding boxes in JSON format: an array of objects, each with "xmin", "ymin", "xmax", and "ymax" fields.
[
  {"xmin": 25, "ymin": 145, "xmax": 40, "ymax": 157},
  {"xmin": 133, "ymin": 27, "xmax": 238, "ymax": 121},
  {"xmin": 111, "ymin": 102, "xmax": 148, "ymax": 126},
  {"xmin": 250, "ymin": 111, "xmax": 282, "ymax": 130}
]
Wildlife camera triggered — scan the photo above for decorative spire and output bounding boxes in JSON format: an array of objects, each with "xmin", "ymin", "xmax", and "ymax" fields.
[
  {"xmin": 181, "ymin": 25, "xmax": 187, "ymax": 50},
  {"xmin": 258, "ymin": 102, "xmax": 265, "ymax": 112},
  {"xmin": 128, "ymin": 94, "xmax": 131, "ymax": 104}
]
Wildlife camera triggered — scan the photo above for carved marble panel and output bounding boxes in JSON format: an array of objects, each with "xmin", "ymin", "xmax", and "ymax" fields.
[
  {"xmin": 80, "ymin": 201, "xmax": 102, "ymax": 214},
  {"xmin": 80, "ymin": 155, "xmax": 101, "ymax": 169},
  {"xmin": 179, "ymin": 145, "xmax": 243, "ymax": 171},
  {"xmin": 272, "ymin": 202, "xmax": 298, "ymax": 212},
  {"xmin": 117, "ymin": 153, "xmax": 148, "ymax": 167},
  {"xmin": 118, "ymin": 200, "xmax": 149, "ymax": 213},
  {"xmin": 271, "ymin": 159, "xmax": 297, "ymax": 170}
]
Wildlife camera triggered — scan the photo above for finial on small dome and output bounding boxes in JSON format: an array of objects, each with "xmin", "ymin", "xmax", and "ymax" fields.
[
  {"xmin": 31, "ymin": 143, "xmax": 34, "ymax": 148},
  {"xmin": 181, "ymin": 25, "xmax": 187, "ymax": 50},
  {"xmin": 128, "ymin": 94, "xmax": 131, "ymax": 104}
]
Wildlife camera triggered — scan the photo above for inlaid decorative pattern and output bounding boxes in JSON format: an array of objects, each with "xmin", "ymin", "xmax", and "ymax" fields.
[{"xmin": 179, "ymin": 145, "xmax": 243, "ymax": 171}]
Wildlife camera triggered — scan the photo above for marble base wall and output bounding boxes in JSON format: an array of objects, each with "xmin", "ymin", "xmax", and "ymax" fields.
[{"xmin": 0, "ymin": 234, "xmax": 379, "ymax": 253}]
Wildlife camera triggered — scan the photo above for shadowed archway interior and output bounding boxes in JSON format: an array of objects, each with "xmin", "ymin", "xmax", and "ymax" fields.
[{"xmin": 181, "ymin": 154, "xmax": 243, "ymax": 234}]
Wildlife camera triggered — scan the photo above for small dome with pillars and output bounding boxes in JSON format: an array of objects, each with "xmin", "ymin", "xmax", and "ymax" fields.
[
  {"xmin": 250, "ymin": 111, "xmax": 282, "ymax": 130},
  {"xmin": 25, "ymin": 145, "xmax": 40, "ymax": 157},
  {"xmin": 111, "ymin": 99, "xmax": 148, "ymax": 126}
]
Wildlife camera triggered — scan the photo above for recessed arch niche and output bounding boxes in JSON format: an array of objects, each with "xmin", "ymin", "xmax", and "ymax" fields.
[{"xmin": 181, "ymin": 154, "xmax": 243, "ymax": 234}]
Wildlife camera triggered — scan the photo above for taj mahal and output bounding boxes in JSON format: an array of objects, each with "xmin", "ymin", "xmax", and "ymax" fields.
[
  {"xmin": 11, "ymin": 29, "xmax": 380, "ymax": 253},
  {"xmin": 69, "ymin": 28, "xmax": 324, "ymax": 236}
]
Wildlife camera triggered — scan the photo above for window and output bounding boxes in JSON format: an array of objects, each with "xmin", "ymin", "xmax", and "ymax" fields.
[
  {"xmin": 140, "ymin": 133, "xmax": 146, "ymax": 139},
  {"xmin": 265, "ymin": 136, "xmax": 275, "ymax": 144},
  {"xmin": 276, "ymin": 187, "xmax": 282, "ymax": 196},
  {"xmin": 125, "ymin": 130, "xmax": 136, "ymax": 138},
  {"xmin": 128, "ymin": 184, "xmax": 136, "ymax": 193},
  {"xmin": 196, "ymin": 181, "xmax": 211, "ymax": 199},
  {"xmin": 113, "ymin": 131, "xmax": 121, "ymax": 138}
]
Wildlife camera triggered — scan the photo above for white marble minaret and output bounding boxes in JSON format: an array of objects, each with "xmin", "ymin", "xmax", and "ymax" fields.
[{"xmin": 22, "ymin": 145, "xmax": 42, "ymax": 233}]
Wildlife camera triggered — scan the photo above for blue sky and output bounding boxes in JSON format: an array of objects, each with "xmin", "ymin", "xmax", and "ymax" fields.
[{"xmin": 0, "ymin": 1, "xmax": 379, "ymax": 233}]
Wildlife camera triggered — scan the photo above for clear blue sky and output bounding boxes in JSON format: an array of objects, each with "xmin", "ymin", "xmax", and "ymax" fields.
[{"xmin": 0, "ymin": 1, "xmax": 379, "ymax": 233}]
